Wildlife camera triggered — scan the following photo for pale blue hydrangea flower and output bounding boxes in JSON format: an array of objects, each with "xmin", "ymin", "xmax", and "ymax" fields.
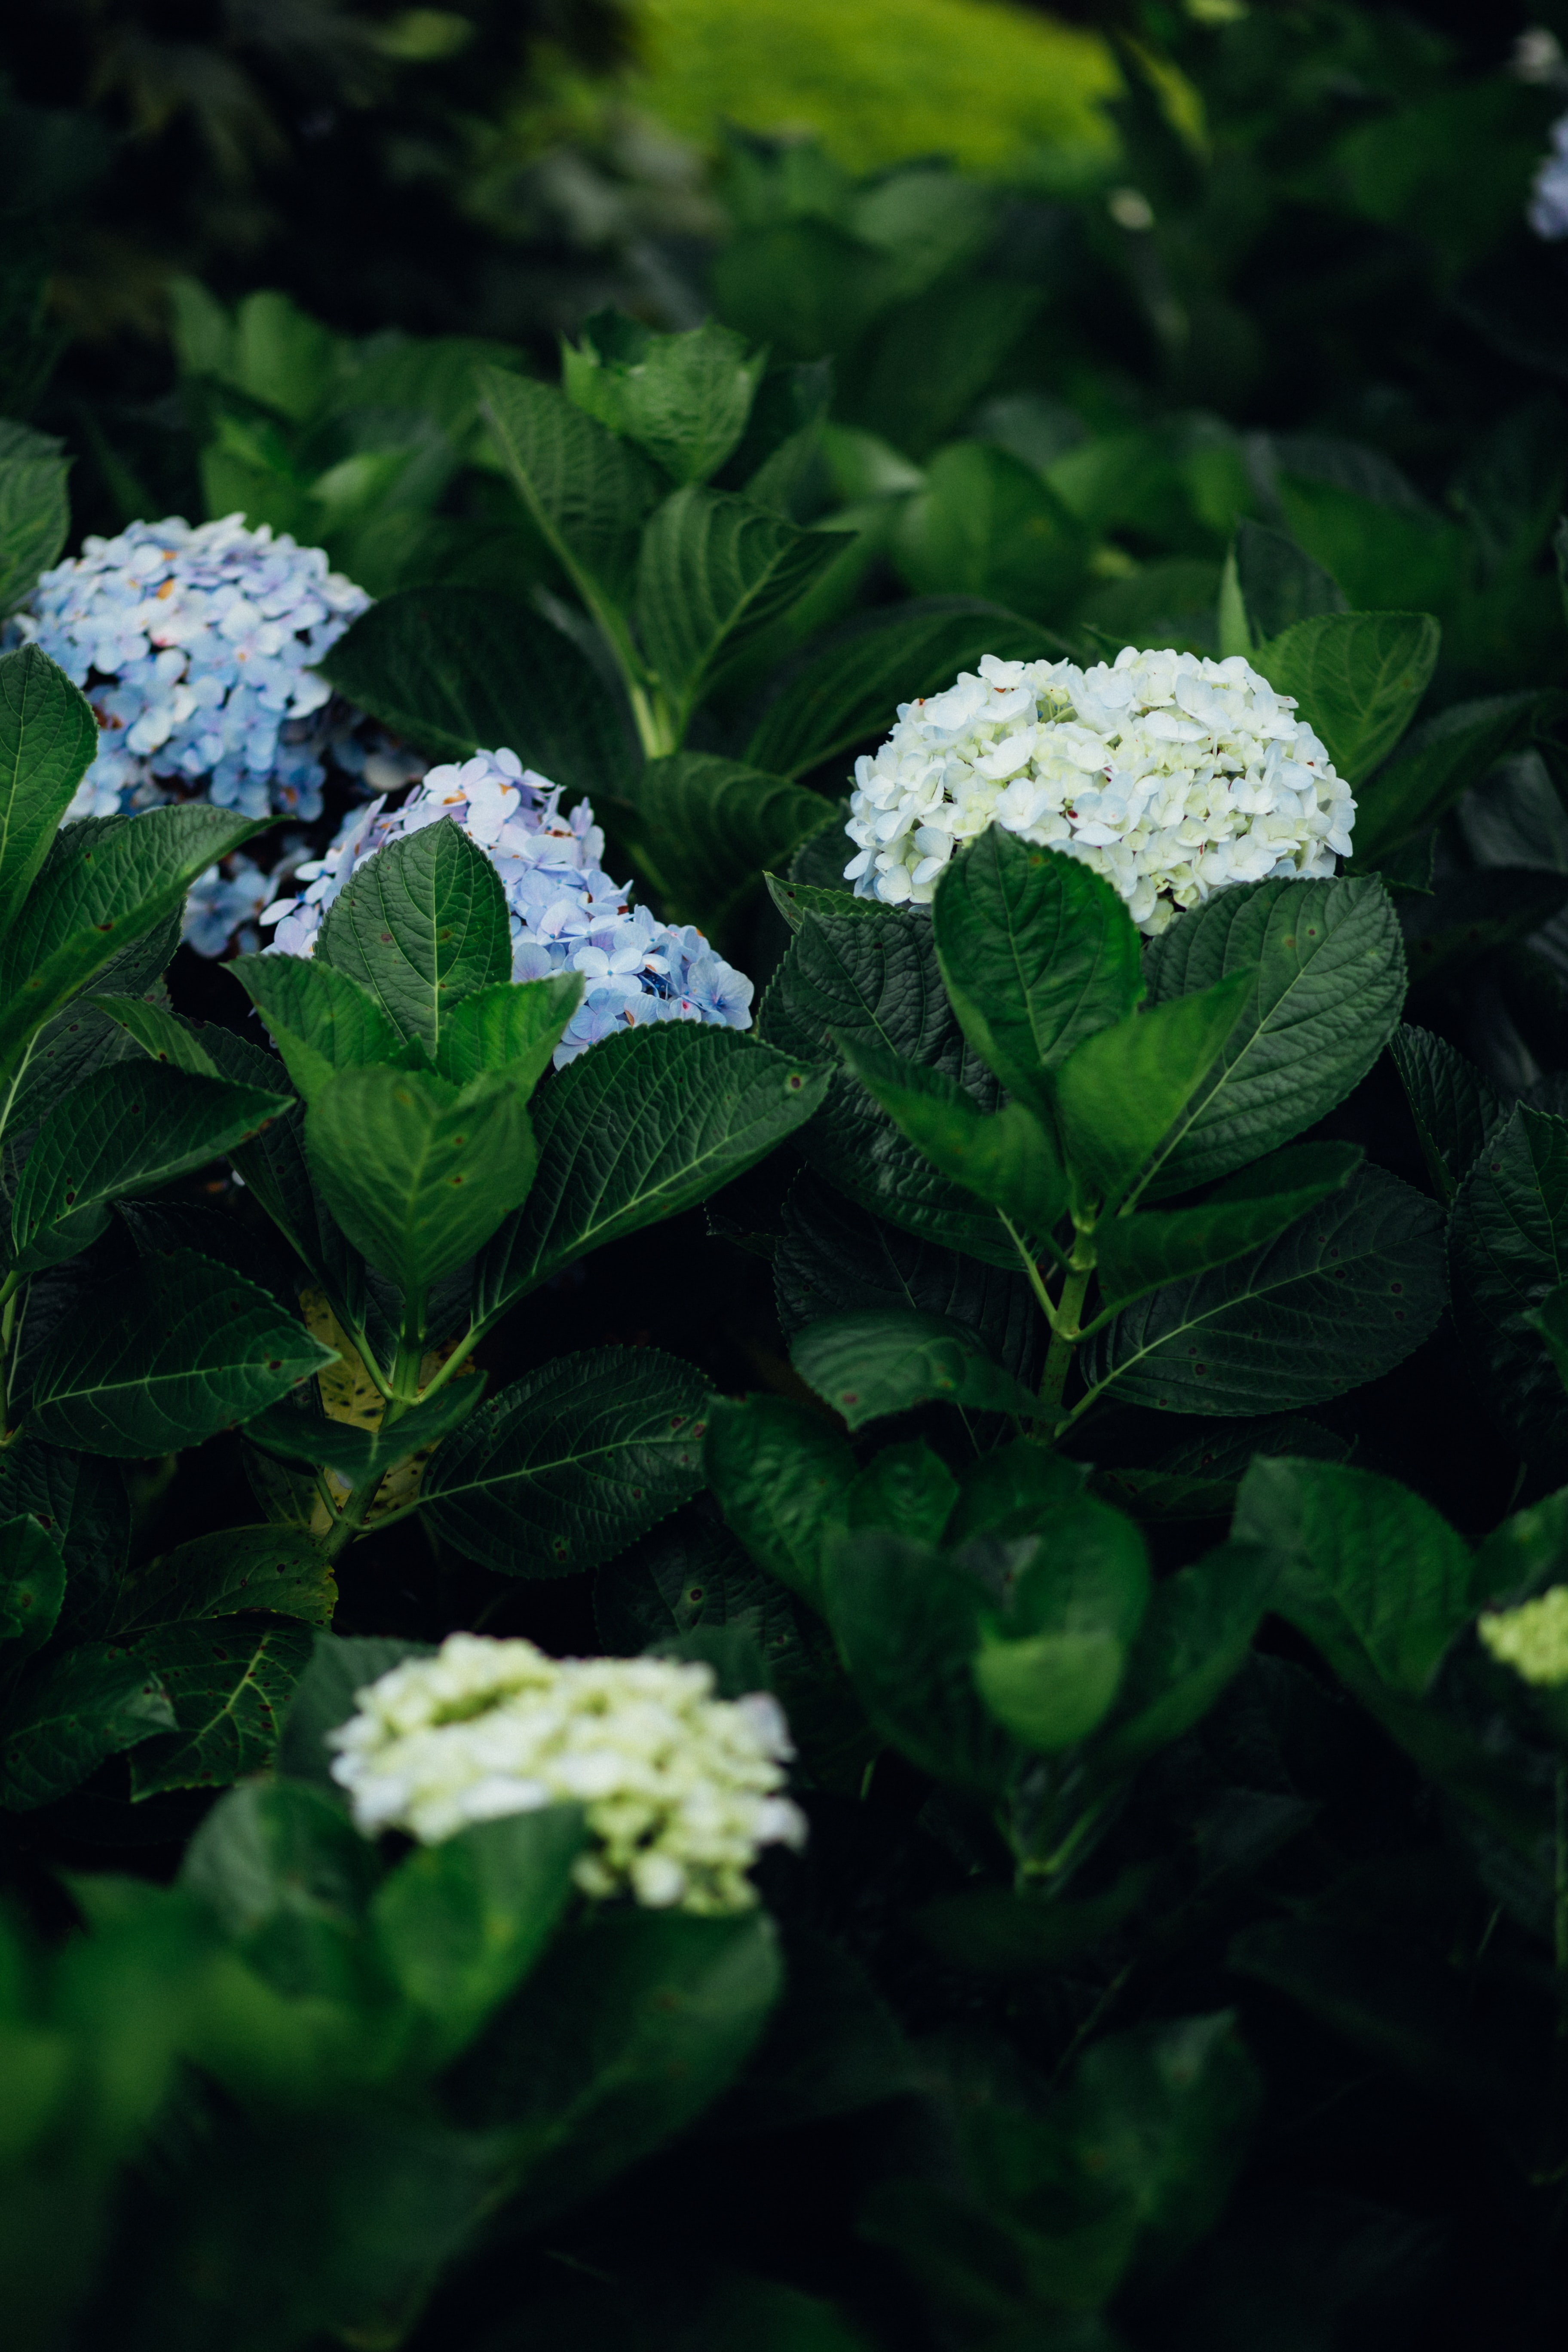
[
  {"xmin": 18, "ymin": 514, "xmax": 369, "ymax": 822},
  {"xmin": 261, "ymin": 748, "xmax": 755, "ymax": 1065},
  {"xmin": 1530, "ymin": 113, "xmax": 1568, "ymax": 239}
]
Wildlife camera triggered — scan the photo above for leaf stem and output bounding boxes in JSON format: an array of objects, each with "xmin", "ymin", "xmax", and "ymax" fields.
[{"xmin": 1038, "ymin": 1260, "xmax": 1093, "ymax": 1426}]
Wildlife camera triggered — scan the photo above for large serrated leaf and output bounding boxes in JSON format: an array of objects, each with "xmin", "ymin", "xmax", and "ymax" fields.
[
  {"xmin": 0, "ymin": 436, "xmax": 70, "ymax": 621},
  {"xmin": 1450, "ymin": 1104, "xmax": 1568, "ymax": 1460},
  {"xmin": 635, "ymin": 485, "xmax": 843, "ymax": 725},
  {"xmin": 1255, "ymin": 609, "xmax": 1439, "ymax": 783},
  {"xmin": 113, "ymin": 1525, "xmax": 337, "ymax": 1634},
  {"xmin": 421, "ymin": 1345, "xmax": 711, "ymax": 1577},
  {"xmin": 128, "ymin": 1618, "xmax": 313, "ymax": 1798},
  {"xmin": 564, "ymin": 319, "xmax": 765, "ymax": 484},
  {"xmin": 316, "ymin": 821, "xmax": 512, "ymax": 1054},
  {"xmin": 1092, "ymin": 1142, "xmax": 1364, "ymax": 1316},
  {"xmin": 27, "ymin": 1248, "xmax": 339, "ymax": 1458},
  {"xmin": 1352, "ymin": 691, "xmax": 1540, "ymax": 864},
  {"xmin": 1139, "ymin": 875, "xmax": 1406, "ymax": 1199},
  {"xmin": 0, "ymin": 645, "xmax": 98, "ymax": 934},
  {"xmin": 0, "ymin": 1642, "xmax": 175, "ymax": 1810},
  {"xmin": 1081, "ymin": 1166, "xmax": 1445, "ymax": 1416},
  {"xmin": 228, "ymin": 953, "xmax": 404, "ymax": 1107},
  {"xmin": 1388, "ymin": 1024, "xmax": 1502, "ymax": 1204},
  {"xmin": 474, "ymin": 1026, "xmax": 828, "ymax": 1331},
  {"xmin": 618, "ymin": 750, "xmax": 833, "ymax": 930},
  {"xmin": 792, "ymin": 1309, "xmax": 1036, "ymax": 1431},
  {"xmin": 703, "ymin": 1394, "xmax": 855, "ymax": 1611},
  {"xmin": 478, "ymin": 368, "xmax": 661, "ymax": 608}
]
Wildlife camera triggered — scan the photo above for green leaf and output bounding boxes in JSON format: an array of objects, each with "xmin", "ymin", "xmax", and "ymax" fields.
[
  {"xmin": 757, "ymin": 909, "xmax": 1016, "ymax": 1268},
  {"xmin": 28, "ymin": 1248, "xmax": 338, "ymax": 1458},
  {"xmin": 791, "ymin": 1308, "xmax": 1036, "ymax": 1431},
  {"xmin": 112, "ymin": 1525, "xmax": 337, "ymax": 1635},
  {"xmin": 1139, "ymin": 875, "xmax": 1406, "ymax": 1199},
  {"xmin": 0, "ymin": 804, "xmax": 267, "ymax": 1083},
  {"xmin": 318, "ymin": 588, "xmax": 630, "ymax": 798},
  {"xmin": 822, "ymin": 1529, "xmax": 1013, "ymax": 1794},
  {"xmin": 1090, "ymin": 1543, "xmax": 1277, "ymax": 1772},
  {"xmin": 0, "ymin": 1436, "xmax": 130, "ymax": 1643},
  {"xmin": 432, "ymin": 973, "xmax": 583, "ymax": 1090},
  {"xmin": 1528, "ymin": 1283, "xmax": 1568, "ymax": 1399},
  {"xmin": 228, "ymin": 954, "xmax": 404, "ymax": 1106},
  {"xmin": 421, "ymin": 1345, "xmax": 711, "ymax": 1576},
  {"xmin": 244, "ymin": 1378, "xmax": 486, "ymax": 1482},
  {"xmin": 891, "ymin": 441, "xmax": 1088, "ymax": 615},
  {"xmin": 1081, "ymin": 1166, "xmax": 1446, "ymax": 1416},
  {"xmin": 933, "ymin": 829, "xmax": 1145, "ymax": 1102},
  {"xmin": 1091, "ymin": 1142, "xmax": 1364, "ymax": 1316},
  {"xmin": 1388, "ymin": 1023, "xmax": 1501, "ymax": 1204},
  {"xmin": 564, "ymin": 319, "xmax": 766, "ymax": 484},
  {"xmin": 128, "ymin": 1618, "xmax": 313, "ymax": 1797},
  {"xmin": 945, "ymin": 1439, "xmax": 1089, "ymax": 1545},
  {"xmin": 0, "ymin": 1513, "xmax": 64, "ymax": 1657},
  {"xmin": 848, "ymin": 1439, "xmax": 961, "ymax": 1545},
  {"xmin": 744, "ymin": 598, "xmax": 1059, "ymax": 780},
  {"xmin": 0, "ymin": 1642, "xmax": 175, "ymax": 1810},
  {"xmin": 1055, "ymin": 971, "xmax": 1257, "ymax": 1211},
  {"xmin": 917, "ymin": 1870, "xmax": 1152, "ymax": 1976},
  {"xmin": 276, "ymin": 1632, "xmax": 433, "ymax": 1795},
  {"xmin": 634, "ymin": 485, "xmax": 843, "ymax": 724},
  {"xmin": 0, "ymin": 646, "xmax": 98, "ymax": 935},
  {"xmin": 971, "ymin": 1495, "xmax": 1150, "ymax": 1752},
  {"xmin": 305, "ymin": 1063, "xmax": 537, "ymax": 1299},
  {"xmin": 703, "ymin": 1394, "xmax": 855, "ymax": 1611},
  {"xmin": 1351, "ymin": 691, "xmax": 1540, "ymax": 863},
  {"xmin": 92, "ymin": 994, "xmax": 220, "ymax": 1075},
  {"xmin": 846, "ymin": 279, "xmax": 1042, "ymax": 461},
  {"xmin": 1449, "ymin": 1103, "xmax": 1568, "ymax": 1460},
  {"xmin": 0, "ymin": 434, "xmax": 69, "ymax": 619},
  {"xmin": 450, "ymin": 1908, "xmax": 781, "ymax": 2232},
  {"xmin": 1228, "ymin": 518, "xmax": 1345, "ymax": 646},
  {"xmin": 372, "ymin": 1808, "xmax": 585, "ymax": 2064},
  {"xmin": 478, "ymin": 368, "xmax": 662, "ymax": 610},
  {"xmin": 1253, "ymin": 611, "xmax": 1440, "ymax": 785},
  {"xmin": 618, "ymin": 752, "xmax": 833, "ymax": 929},
  {"xmin": 474, "ymin": 1027, "xmax": 829, "ymax": 1329},
  {"xmin": 9, "ymin": 1064, "xmax": 291, "ymax": 1276},
  {"xmin": 765, "ymin": 871, "xmax": 876, "ymax": 933},
  {"xmin": 836, "ymin": 1035, "xmax": 1067, "ymax": 1237},
  {"xmin": 315, "ymin": 821, "xmax": 512, "ymax": 1054},
  {"xmin": 1234, "ymin": 1456, "xmax": 1473, "ymax": 1697}
]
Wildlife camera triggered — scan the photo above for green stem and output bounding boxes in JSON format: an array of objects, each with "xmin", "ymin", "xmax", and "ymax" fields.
[
  {"xmin": 1038, "ymin": 1262, "xmax": 1092, "ymax": 1426},
  {"xmin": 316, "ymin": 1467, "xmax": 388, "ymax": 1562},
  {"xmin": 628, "ymin": 683, "xmax": 679, "ymax": 761},
  {"xmin": 412, "ymin": 1324, "xmax": 480, "ymax": 1408},
  {"xmin": 0, "ymin": 1281, "xmax": 18, "ymax": 1439},
  {"xmin": 1003, "ymin": 1216, "xmax": 1060, "ymax": 1333}
]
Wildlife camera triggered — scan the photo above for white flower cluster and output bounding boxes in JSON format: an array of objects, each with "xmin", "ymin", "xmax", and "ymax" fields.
[
  {"xmin": 1479, "ymin": 1588, "xmax": 1568, "ymax": 1688},
  {"xmin": 20, "ymin": 514, "xmax": 368, "ymax": 822},
  {"xmin": 328, "ymin": 1632, "xmax": 806, "ymax": 1914},
  {"xmin": 845, "ymin": 647, "xmax": 1356, "ymax": 936},
  {"xmin": 1530, "ymin": 113, "xmax": 1568, "ymax": 239},
  {"xmin": 263, "ymin": 748, "xmax": 754, "ymax": 1064}
]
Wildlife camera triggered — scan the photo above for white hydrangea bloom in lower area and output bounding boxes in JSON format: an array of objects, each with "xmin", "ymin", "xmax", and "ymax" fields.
[
  {"xmin": 260, "ymin": 747, "xmax": 754, "ymax": 1064},
  {"xmin": 1479, "ymin": 1588, "xmax": 1568, "ymax": 1687},
  {"xmin": 844, "ymin": 646, "xmax": 1357, "ymax": 937},
  {"xmin": 328, "ymin": 1632, "xmax": 806, "ymax": 1915},
  {"xmin": 17, "ymin": 513, "xmax": 369, "ymax": 822}
]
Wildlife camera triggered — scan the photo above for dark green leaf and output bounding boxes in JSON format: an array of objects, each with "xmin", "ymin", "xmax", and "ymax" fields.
[
  {"xmin": 1253, "ymin": 611, "xmax": 1439, "ymax": 784},
  {"xmin": 792, "ymin": 1308, "xmax": 1036, "ymax": 1431},
  {"xmin": 1352, "ymin": 692, "xmax": 1540, "ymax": 863},
  {"xmin": 764, "ymin": 872, "xmax": 878, "ymax": 932},
  {"xmin": 972, "ymin": 1496, "xmax": 1150, "ymax": 1753},
  {"xmin": 28, "ymin": 1248, "xmax": 338, "ymax": 1458},
  {"xmin": 478, "ymin": 368, "xmax": 662, "ymax": 608},
  {"xmin": 634, "ymin": 486, "xmax": 842, "ymax": 722},
  {"xmin": 227, "ymin": 954, "xmax": 404, "ymax": 1106},
  {"xmin": 1091, "ymin": 1142, "xmax": 1364, "ymax": 1315},
  {"xmin": 306, "ymin": 1063, "xmax": 537, "ymax": 1299},
  {"xmin": 1449, "ymin": 1103, "xmax": 1568, "ymax": 1459},
  {"xmin": 244, "ymin": 1377, "xmax": 485, "ymax": 1482},
  {"xmin": 703, "ymin": 1394, "xmax": 855, "ymax": 1611},
  {"xmin": 744, "ymin": 598, "xmax": 1057, "ymax": 780},
  {"xmin": 0, "ymin": 1513, "xmax": 64, "ymax": 1657},
  {"xmin": 474, "ymin": 1028, "xmax": 829, "ymax": 1329},
  {"xmin": 0, "ymin": 437, "xmax": 69, "ymax": 619},
  {"xmin": 276, "ymin": 1632, "xmax": 434, "ymax": 1795},
  {"xmin": 1091, "ymin": 1543, "xmax": 1277, "ymax": 1771},
  {"xmin": 1228, "ymin": 518, "xmax": 1345, "ymax": 643},
  {"xmin": 838, "ymin": 1035, "xmax": 1067, "ymax": 1236},
  {"xmin": 1528, "ymin": 1283, "xmax": 1568, "ymax": 1399},
  {"xmin": 918, "ymin": 1871, "xmax": 1152, "ymax": 1976},
  {"xmin": 92, "ymin": 993, "xmax": 220, "ymax": 1075},
  {"xmin": 619, "ymin": 752, "xmax": 833, "ymax": 928},
  {"xmin": 0, "ymin": 645, "xmax": 98, "ymax": 934},
  {"xmin": 128, "ymin": 1618, "xmax": 313, "ymax": 1797},
  {"xmin": 564, "ymin": 320, "xmax": 765, "ymax": 483},
  {"xmin": 112, "ymin": 1525, "xmax": 337, "ymax": 1635},
  {"xmin": 892, "ymin": 442, "xmax": 1087, "ymax": 615},
  {"xmin": 846, "ymin": 280, "xmax": 1041, "ymax": 460},
  {"xmin": 432, "ymin": 973, "xmax": 582, "ymax": 1090},
  {"xmin": 934, "ymin": 829, "xmax": 1145, "ymax": 1102},
  {"xmin": 0, "ymin": 1436, "xmax": 131, "ymax": 1642},
  {"xmin": 1091, "ymin": 1414, "xmax": 1348, "ymax": 1522},
  {"xmin": 0, "ymin": 1641, "xmax": 175, "ymax": 1810},
  {"xmin": 822, "ymin": 1528, "xmax": 1013, "ymax": 1794},
  {"xmin": 371, "ymin": 1808, "xmax": 586, "ymax": 2064},
  {"xmin": 1139, "ymin": 875, "xmax": 1406, "ymax": 1198},
  {"xmin": 1234, "ymin": 1456, "xmax": 1472, "ymax": 1696},
  {"xmin": 848, "ymin": 1439, "xmax": 961, "ymax": 1547},
  {"xmin": 1388, "ymin": 1023, "xmax": 1501, "ymax": 1204},
  {"xmin": 318, "ymin": 588, "xmax": 630, "ymax": 798},
  {"xmin": 945, "ymin": 1439, "xmax": 1089, "ymax": 1546},
  {"xmin": 315, "ymin": 822, "xmax": 512, "ymax": 1054},
  {"xmin": 1056, "ymin": 972, "xmax": 1256, "ymax": 1210},
  {"xmin": 1081, "ymin": 1167, "xmax": 1445, "ymax": 1416},
  {"xmin": 10, "ymin": 1063, "xmax": 290, "ymax": 1276},
  {"xmin": 421, "ymin": 1345, "xmax": 711, "ymax": 1577}
]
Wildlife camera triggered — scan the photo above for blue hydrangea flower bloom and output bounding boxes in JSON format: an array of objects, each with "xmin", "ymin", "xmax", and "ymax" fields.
[
  {"xmin": 1531, "ymin": 114, "xmax": 1568, "ymax": 238},
  {"xmin": 20, "ymin": 514, "xmax": 369, "ymax": 822},
  {"xmin": 261, "ymin": 749, "xmax": 755, "ymax": 1065}
]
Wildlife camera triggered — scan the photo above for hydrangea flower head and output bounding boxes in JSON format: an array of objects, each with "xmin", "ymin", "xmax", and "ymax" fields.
[
  {"xmin": 1530, "ymin": 113, "xmax": 1568, "ymax": 239},
  {"xmin": 844, "ymin": 646, "xmax": 1356, "ymax": 936},
  {"xmin": 261, "ymin": 747, "xmax": 754, "ymax": 1064},
  {"xmin": 1478, "ymin": 1587, "xmax": 1568, "ymax": 1687},
  {"xmin": 20, "ymin": 514, "xmax": 369, "ymax": 822},
  {"xmin": 328, "ymin": 1632, "xmax": 806, "ymax": 1914}
]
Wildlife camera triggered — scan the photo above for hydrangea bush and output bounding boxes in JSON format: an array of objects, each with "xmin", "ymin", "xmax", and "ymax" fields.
[{"xmin": 844, "ymin": 647, "xmax": 1356, "ymax": 932}]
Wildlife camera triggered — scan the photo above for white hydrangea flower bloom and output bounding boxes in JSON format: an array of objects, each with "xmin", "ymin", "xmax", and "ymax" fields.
[
  {"xmin": 260, "ymin": 747, "xmax": 753, "ymax": 1065},
  {"xmin": 1479, "ymin": 1588, "xmax": 1568, "ymax": 1687},
  {"xmin": 844, "ymin": 646, "xmax": 1356, "ymax": 936},
  {"xmin": 18, "ymin": 513, "xmax": 369, "ymax": 822},
  {"xmin": 328, "ymin": 1632, "xmax": 806, "ymax": 1915}
]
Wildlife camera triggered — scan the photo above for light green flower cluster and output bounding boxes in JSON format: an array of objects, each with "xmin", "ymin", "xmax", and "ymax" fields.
[
  {"xmin": 328, "ymin": 1632, "xmax": 805, "ymax": 1915},
  {"xmin": 1478, "ymin": 1587, "xmax": 1568, "ymax": 1687}
]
